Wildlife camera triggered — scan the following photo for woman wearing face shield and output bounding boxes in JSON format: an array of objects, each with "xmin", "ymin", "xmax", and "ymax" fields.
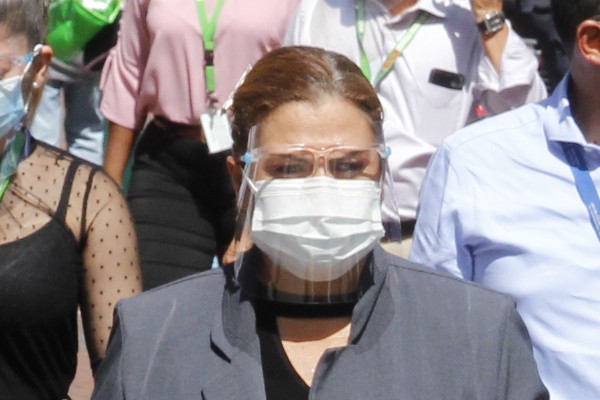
[
  {"xmin": 93, "ymin": 46, "xmax": 547, "ymax": 399},
  {"xmin": 0, "ymin": 1, "xmax": 142, "ymax": 399}
]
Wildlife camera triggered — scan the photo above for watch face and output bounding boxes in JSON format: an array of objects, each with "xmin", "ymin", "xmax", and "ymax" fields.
[
  {"xmin": 479, "ymin": 12, "xmax": 506, "ymax": 34},
  {"xmin": 488, "ymin": 14, "xmax": 505, "ymax": 30}
]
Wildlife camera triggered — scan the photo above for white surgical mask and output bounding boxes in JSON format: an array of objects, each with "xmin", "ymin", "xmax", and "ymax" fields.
[
  {"xmin": 0, "ymin": 74, "xmax": 27, "ymax": 138},
  {"xmin": 250, "ymin": 176, "xmax": 384, "ymax": 282}
]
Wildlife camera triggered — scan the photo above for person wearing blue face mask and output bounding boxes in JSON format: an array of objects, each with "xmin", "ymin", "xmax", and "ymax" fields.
[
  {"xmin": 0, "ymin": 1, "xmax": 142, "ymax": 399},
  {"xmin": 0, "ymin": 50, "xmax": 36, "ymax": 135}
]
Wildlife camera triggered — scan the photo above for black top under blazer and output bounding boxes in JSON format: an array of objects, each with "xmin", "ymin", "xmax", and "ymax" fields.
[{"xmin": 92, "ymin": 246, "xmax": 548, "ymax": 400}]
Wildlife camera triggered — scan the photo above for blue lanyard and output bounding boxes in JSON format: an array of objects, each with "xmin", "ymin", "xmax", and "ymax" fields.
[{"xmin": 561, "ymin": 142, "xmax": 600, "ymax": 242}]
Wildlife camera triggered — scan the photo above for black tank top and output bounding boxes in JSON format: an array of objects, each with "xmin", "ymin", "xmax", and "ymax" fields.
[{"xmin": 0, "ymin": 160, "xmax": 90, "ymax": 400}]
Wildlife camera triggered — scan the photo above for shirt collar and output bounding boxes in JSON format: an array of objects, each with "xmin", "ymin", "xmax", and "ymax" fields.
[
  {"xmin": 413, "ymin": 0, "xmax": 446, "ymax": 18},
  {"xmin": 371, "ymin": 0, "xmax": 445, "ymax": 22},
  {"xmin": 543, "ymin": 73, "xmax": 589, "ymax": 145}
]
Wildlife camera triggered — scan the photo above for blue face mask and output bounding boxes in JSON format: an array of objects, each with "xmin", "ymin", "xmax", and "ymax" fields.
[
  {"xmin": 0, "ymin": 74, "xmax": 28, "ymax": 138},
  {"xmin": 0, "ymin": 45, "xmax": 40, "ymax": 139}
]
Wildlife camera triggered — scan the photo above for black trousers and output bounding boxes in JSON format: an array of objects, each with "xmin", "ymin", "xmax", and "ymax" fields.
[{"xmin": 128, "ymin": 120, "xmax": 236, "ymax": 290}]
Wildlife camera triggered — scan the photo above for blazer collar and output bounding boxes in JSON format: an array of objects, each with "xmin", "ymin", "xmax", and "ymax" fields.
[
  {"xmin": 348, "ymin": 245, "xmax": 395, "ymax": 349},
  {"xmin": 210, "ymin": 263, "xmax": 260, "ymax": 363},
  {"xmin": 205, "ymin": 262, "xmax": 265, "ymax": 400},
  {"xmin": 208, "ymin": 245, "xmax": 395, "ymax": 397}
]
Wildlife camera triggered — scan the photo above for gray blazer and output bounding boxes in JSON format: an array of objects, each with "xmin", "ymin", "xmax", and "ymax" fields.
[{"xmin": 92, "ymin": 246, "xmax": 548, "ymax": 399}]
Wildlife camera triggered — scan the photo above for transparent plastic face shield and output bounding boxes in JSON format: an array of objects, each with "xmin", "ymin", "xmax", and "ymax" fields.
[{"xmin": 233, "ymin": 122, "xmax": 402, "ymax": 304}]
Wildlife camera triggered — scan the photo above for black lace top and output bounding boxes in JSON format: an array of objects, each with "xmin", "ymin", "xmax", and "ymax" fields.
[{"xmin": 0, "ymin": 140, "xmax": 141, "ymax": 399}]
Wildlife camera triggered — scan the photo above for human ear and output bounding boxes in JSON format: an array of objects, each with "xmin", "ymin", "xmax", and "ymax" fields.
[
  {"xmin": 576, "ymin": 19, "xmax": 600, "ymax": 65},
  {"xmin": 227, "ymin": 154, "xmax": 243, "ymax": 193}
]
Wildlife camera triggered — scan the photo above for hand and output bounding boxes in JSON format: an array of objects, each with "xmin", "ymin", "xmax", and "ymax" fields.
[
  {"xmin": 221, "ymin": 234, "xmax": 254, "ymax": 265},
  {"xmin": 221, "ymin": 239, "xmax": 238, "ymax": 265}
]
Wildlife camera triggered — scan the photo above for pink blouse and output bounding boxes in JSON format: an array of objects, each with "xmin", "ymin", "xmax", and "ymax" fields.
[{"xmin": 100, "ymin": 0, "xmax": 300, "ymax": 130}]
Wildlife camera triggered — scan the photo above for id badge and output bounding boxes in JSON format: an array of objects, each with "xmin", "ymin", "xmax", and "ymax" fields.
[{"xmin": 200, "ymin": 108, "xmax": 233, "ymax": 154}]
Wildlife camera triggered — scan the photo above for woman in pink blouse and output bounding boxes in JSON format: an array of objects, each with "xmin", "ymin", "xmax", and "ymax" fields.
[{"xmin": 100, "ymin": 0, "xmax": 300, "ymax": 289}]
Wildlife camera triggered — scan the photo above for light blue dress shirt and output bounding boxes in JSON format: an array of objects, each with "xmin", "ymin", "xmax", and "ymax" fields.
[{"xmin": 410, "ymin": 75, "xmax": 600, "ymax": 400}]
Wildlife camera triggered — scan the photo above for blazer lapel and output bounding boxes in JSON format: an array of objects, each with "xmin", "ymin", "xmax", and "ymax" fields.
[{"xmin": 206, "ymin": 279, "xmax": 265, "ymax": 400}]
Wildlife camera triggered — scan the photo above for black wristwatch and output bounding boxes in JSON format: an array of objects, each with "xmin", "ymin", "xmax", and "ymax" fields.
[{"xmin": 477, "ymin": 11, "xmax": 506, "ymax": 36}]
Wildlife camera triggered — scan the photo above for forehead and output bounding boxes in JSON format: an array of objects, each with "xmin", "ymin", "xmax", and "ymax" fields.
[{"xmin": 255, "ymin": 96, "xmax": 376, "ymax": 149}]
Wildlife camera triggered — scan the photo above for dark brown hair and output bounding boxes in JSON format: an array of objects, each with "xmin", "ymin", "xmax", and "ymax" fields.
[
  {"xmin": 0, "ymin": 0, "xmax": 48, "ymax": 47},
  {"xmin": 551, "ymin": 0, "xmax": 600, "ymax": 54},
  {"xmin": 230, "ymin": 46, "xmax": 383, "ymax": 156}
]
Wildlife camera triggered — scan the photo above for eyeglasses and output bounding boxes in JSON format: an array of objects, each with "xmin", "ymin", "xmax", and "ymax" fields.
[
  {"xmin": 243, "ymin": 144, "xmax": 390, "ymax": 179},
  {"xmin": 0, "ymin": 52, "xmax": 34, "ymax": 80}
]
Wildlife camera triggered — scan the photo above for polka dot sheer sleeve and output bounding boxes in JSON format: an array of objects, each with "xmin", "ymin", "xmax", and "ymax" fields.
[
  {"xmin": 2, "ymin": 142, "xmax": 142, "ymax": 373},
  {"xmin": 75, "ymin": 167, "xmax": 142, "ymax": 370}
]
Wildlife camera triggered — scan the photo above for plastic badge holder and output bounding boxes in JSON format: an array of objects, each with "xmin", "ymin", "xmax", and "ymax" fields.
[{"xmin": 47, "ymin": 0, "xmax": 122, "ymax": 62}]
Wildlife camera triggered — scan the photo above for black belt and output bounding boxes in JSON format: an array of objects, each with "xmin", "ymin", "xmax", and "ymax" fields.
[
  {"xmin": 401, "ymin": 219, "xmax": 416, "ymax": 237},
  {"xmin": 152, "ymin": 116, "xmax": 205, "ymax": 142},
  {"xmin": 382, "ymin": 219, "xmax": 416, "ymax": 241}
]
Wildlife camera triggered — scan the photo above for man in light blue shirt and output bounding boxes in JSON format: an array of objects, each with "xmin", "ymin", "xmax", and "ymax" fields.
[{"xmin": 410, "ymin": 0, "xmax": 600, "ymax": 398}]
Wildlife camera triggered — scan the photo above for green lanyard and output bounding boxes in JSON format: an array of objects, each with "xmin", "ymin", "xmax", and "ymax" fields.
[
  {"xmin": 355, "ymin": 0, "xmax": 428, "ymax": 87},
  {"xmin": 195, "ymin": 0, "xmax": 227, "ymax": 94},
  {"xmin": 0, "ymin": 128, "xmax": 27, "ymax": 203}
]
